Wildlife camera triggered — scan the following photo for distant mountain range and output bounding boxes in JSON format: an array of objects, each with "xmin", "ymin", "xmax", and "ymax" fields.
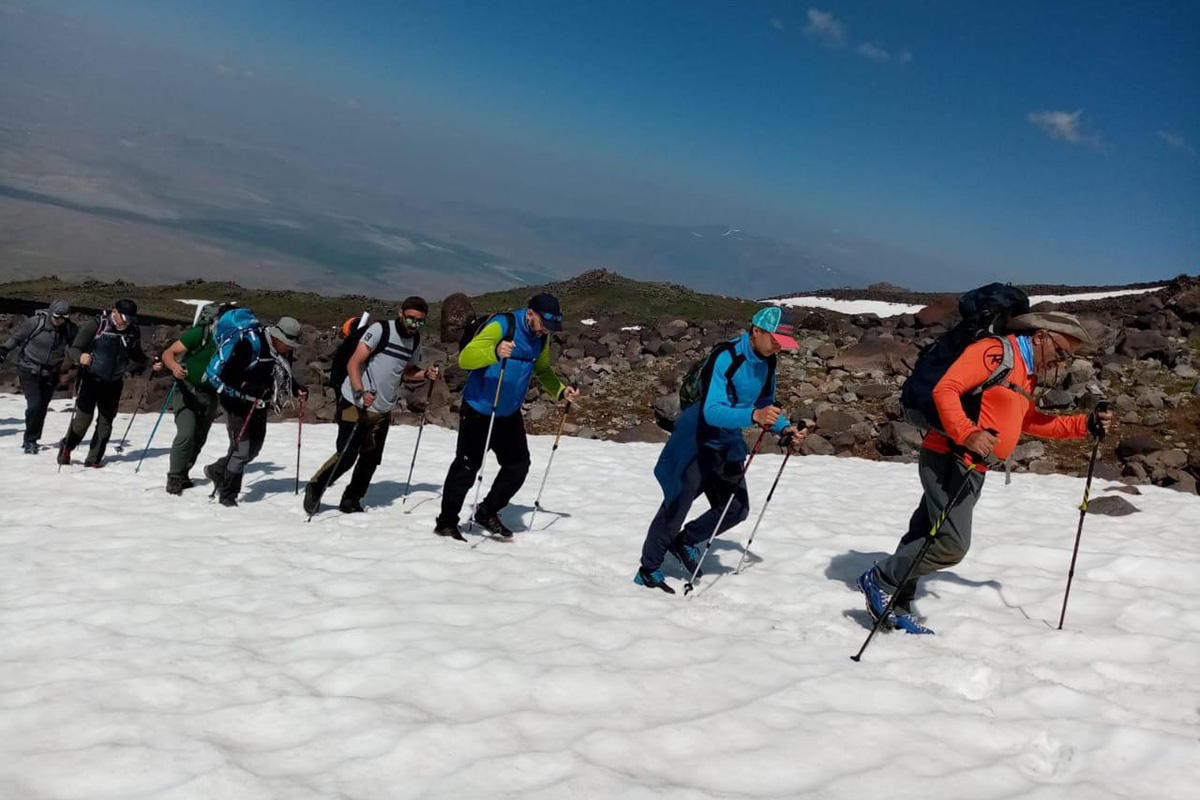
[{"xmin": 0, "ymin": 126, "xmax": 858, "ymax": 299}]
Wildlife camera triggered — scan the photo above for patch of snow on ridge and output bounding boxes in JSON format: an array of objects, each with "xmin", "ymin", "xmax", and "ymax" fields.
[
  {"xmin": 771, "ymin": 286, "xmax": 1166, "ymax": 318},
  {"xmin": 0, "ymin": 393, "xmax": 1196, "ymax": 799},
  {"xmin": 580, "ymin": 318, "xmax": 597, "ymax": 326}
]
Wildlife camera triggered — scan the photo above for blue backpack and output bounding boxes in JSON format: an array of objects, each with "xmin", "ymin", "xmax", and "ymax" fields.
[{"xmin": 205, "ymin": 308, "xmax": 265, "ymax": 397}]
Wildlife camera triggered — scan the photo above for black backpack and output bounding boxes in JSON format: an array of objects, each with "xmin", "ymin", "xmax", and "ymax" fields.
[
  {"xmin": 327, "ymin": 318, "xmax": 414, "ymax": 389},
  {"xmin": 662, "ymin": 340, "xmax": 776, "ymax": 431},
  {"xmin": 458, "ymin": 311, "xmax": 523, "ymax": 354},
  {"xmin": 900, "ymin": 283, "xmax": 1031, "ymax": 433}
]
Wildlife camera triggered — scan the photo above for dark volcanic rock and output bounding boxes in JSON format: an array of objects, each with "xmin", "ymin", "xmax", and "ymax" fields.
[
  {"xmin": 829, "ymin": 339, "xmax": 919, "ymax": 372},
  {"xmin": 1086, "ymin": 496, "xmax": 1139, "ymax": 516},
  {"xmin": 440, "ymin": 293, "xmax": 473, "ymax": 345}
]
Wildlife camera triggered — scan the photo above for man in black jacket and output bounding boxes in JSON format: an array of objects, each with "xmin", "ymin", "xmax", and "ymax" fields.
[
  {"xmin": 0, "ymin": 299, "xmax": 77, "ymax": 453},
  {"xmin": 205, "ymin": 316, "xmax": 308, "ymax": 507},
  {"xmin": 59, "ymin": 299, "xmax": 160, "ymax": 467}
]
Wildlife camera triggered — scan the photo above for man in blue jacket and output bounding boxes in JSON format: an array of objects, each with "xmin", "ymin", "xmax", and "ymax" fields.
[
  {"xmin": 436, "ymin": 293, "xmax": 580, "ymax": 541},
  {"xmin": 636, "ymin": 307, "xmax": 806, "ymax": 593}
]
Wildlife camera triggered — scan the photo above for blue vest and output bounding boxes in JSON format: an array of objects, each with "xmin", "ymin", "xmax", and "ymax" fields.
[{"xmin": 463, "ymin": 309, "xmax": 547, "ymax": 417}]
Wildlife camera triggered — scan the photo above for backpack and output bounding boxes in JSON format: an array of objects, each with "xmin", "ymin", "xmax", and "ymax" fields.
[
  {"xmin": 662, "ymin": 340, "xmax": 776, "ymax": 431},
  {"xmin": 459, "ymin": 312, "xmax": 520, "ymax": 354},
  {"xmin": 326, "ymin": 317, "xmax": 417, "ymax": 390},
  {"xmin": 205, "ymin": 308, "xmax": 265, "ymax": 395},
  {"xmin": 900, "ymin": 282, "xmax": 1031, "ymax": 433}
]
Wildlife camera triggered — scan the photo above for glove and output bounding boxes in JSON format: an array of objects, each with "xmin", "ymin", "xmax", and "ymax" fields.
[{"xmin": 1087, "ymin": 402, "xmax": 1110, "ymax": 439}]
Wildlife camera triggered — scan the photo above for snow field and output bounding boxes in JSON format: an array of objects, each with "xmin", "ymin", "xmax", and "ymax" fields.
[
  {"xmin": 0, "ymin": 394, "xmax": 1197, "ymax": 799},
  {"xmin": 771, "ymin": 287, "xmax": 1166, "ymax": 318}
]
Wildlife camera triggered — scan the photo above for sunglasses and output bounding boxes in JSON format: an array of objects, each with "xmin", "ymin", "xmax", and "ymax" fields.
[
  {"xmin": 1045, "ymin": 334, "xmax": 1073, "ymax": 365},
  {"xmin": 402, "ymin": 315, "xmax": 427, "ymax": 328},
  {"xmin": 539, "ymin": 311, "xmax": 563, "ymax": 323}
]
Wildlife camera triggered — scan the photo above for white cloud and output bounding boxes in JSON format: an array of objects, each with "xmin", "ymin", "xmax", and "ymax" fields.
[
  {"xmin": 345, "ymin": 98, "xmax": 362, "ymax": 110},
  {"xmin": 1027, "ymin": 109, "xmax": 1104, "ymax": 148},
  {"xmin": 856, "ymin": 42, "xmax": 889, "ymax": 63},
  {"xmin": 897, "ymin": 49, "xmax": 913, "ymax": 65},
  {"xmin": 804, "ymin": 8, "xmax": 846, "ymax": 47},
  {"xmin": 215, "ymin": 64, "xmax": 236, "ymax": 79},
  {"xmin": 769, "ymin": 16, "xmax": 785, "ymax": 33},
  {"xmin": 1156, "ymin": 130, "xmax": 1196, "ymax": 156}
]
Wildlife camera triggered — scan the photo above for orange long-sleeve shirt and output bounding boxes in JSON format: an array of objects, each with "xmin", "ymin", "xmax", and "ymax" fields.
[{"xmin": 923, "ymin": 335, "xmax": 1088, "ymax": 462}]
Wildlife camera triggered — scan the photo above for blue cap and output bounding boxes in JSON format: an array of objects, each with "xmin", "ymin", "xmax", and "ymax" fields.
[{"xmin": 751, "ymin": 306, "xmax": 798, "ymax": 349}]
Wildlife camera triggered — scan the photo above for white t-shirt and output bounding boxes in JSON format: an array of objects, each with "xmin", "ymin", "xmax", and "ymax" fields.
[{"xmin": 340, "ymin": 321, "xmax": 420, "ymax": 413}]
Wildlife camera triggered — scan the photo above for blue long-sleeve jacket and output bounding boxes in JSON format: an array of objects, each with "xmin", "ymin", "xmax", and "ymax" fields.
[{"xmin": 654, "ymin": 332, "xmax": 790, "ymax": 504}]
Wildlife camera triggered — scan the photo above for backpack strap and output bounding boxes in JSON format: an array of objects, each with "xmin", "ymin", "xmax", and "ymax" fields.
[
  {"xmin": 722, "ymin": 352, "xmax": 747, "ymax": 406},
  {"xmin": 968, "ymin": 336, "xmax": 1036, "ymax": 403}
]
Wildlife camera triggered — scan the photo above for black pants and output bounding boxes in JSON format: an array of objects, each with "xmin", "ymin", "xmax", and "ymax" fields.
[
  {"xmin": 64, "ymin": 374, "xmax": 123, "ymax": 463},
  {"xmin": 641, "ymin": 447, "xmax": 749, "ymax": 572},
  {"xmin": 18, "ymin": 368, "xmax": 56, "ymax": 447},
  {"xmin": 438, "ymin": 405, "xmax": 530, "ymax": 527},
  {"xmin": 209, "ymin": 396, "xmax": 268, "ymax": 502},
  {"xmin": 308, "ymin": 401, "xmax": 392, "ymax": 504}
]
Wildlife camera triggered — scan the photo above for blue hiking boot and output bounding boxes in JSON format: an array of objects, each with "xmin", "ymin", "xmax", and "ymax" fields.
[
  {"xmin": 669, "ymin": 542, "xmax": 704, "ymax": 579},
  {"xmin": 857, "ymin": 567, "xmax": 895, "ymax": 628},
  {"xmin": 634, "ymin": 567, "xmax": 676, "ymax": 594},
  {"xmin": 892, "ymin": 609, "xmax": 935, "ymax": 635}
]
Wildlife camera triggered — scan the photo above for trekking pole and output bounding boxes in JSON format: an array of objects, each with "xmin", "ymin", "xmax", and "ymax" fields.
[
  {"xmin": 528, "ymin": 400, "xmax": 571, "ymax": 530},
  {"xmin": 401, "ymin": 380, "xmax": 437, "ymax": 507},
  {"xmin": 210, "ymin": 390, "xmax": 268, "ymax": 499},
  {"xmin": 115, "ymin": 366, "xmax": 158, "ymax": 454},
  {"xmin": 850, "ymin": 445, "xmax": 990, "ymax": 663},
  {"xmin": 134, "ymin": 381, "xmax": 177, "ymax": 473},
  {"xmin": 1057, "ymin": 401, "xmax": 1109, "ymax": 630},
  {"xmin": 468, "ymin": 359, "xmax": 508, "ymax": 535},
  {"xmin": 683, "ymin": 428, "xmax": 768, "ymax": 596},
  {"xmin": 733, "ymin": 436, "xmax": 797, "ymax": 575},
  {"xmin": 294, "ymin": 394, "xmax": 305, "ymax": 495},
  {"xmin": 306, "ymin": 421, "xmax": 363, "ymax": 523}
]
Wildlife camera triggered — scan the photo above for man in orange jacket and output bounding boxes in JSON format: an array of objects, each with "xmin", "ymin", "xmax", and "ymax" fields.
[{"xmin": 858, "ymin": 311, "xmax": 1113, "ymax": 634}]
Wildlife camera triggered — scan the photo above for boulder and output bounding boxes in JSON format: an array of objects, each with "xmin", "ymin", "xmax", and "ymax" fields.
[
  {"xmin": 439, "ymin": 293, "xmax": 473, "ymax": 345},
  {"xmin": 1115, "ymin": 435, "xmax": 1164, "ymax": 460},
  {"xmin": 877, "ymin": 420, "xmax": 924, "ymax": 456},
  {"xmin": 1011, "ymin": 440, "xmax": 1047, "ymax": 462},
  {"xmin": 1086, "ymin": 496, "xmax": 1140, "ymax": 516},
  {"xmin": 816, "ymin": 409, "xmax": 858, "ymax": 435},
  {"xmin": 799, "ymin": 433, "xmax": 835, "ymax": 456},
  {"xmin": 1117, "ymin": 330, "xmax": 1172, "ymax": 361},
  {"xmin": 1041, "ymin": 388, "xmax": 1074, "ymax": 409},
  {"xmin": 853, "ymin": 382, "xmax": 895, "ymax": 399},
  {"xmin": 829, "ymin": 339, "xmax": 919, "ymax": 373},
  {"xmin": 612, "ymin": 421, "xmax": 671, "ymax": 444},
  {"xmin": 1139, "ymin": 449, "xmax": 1189, "ymax": 472},
  {"xmin": 915, "ymin": 295, "xmax": 958, "ymax": 327}
]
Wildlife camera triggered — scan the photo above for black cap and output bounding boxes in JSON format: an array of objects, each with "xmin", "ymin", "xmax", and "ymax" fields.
[
  {"xmin": 114, "ymin": 298, "xmax": 138, "ymax": 324},
  {"xmin": 529, "ymin": 293, "xmax": 564, "ymax": 332}
]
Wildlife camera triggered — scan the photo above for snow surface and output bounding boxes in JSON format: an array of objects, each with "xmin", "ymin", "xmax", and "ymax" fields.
[
  {"xmin": 1, "ymin": 393, "xmax": 1198, "ymax": 799},
  {"xmin": 771, "ymin": 287, "xmax": 1166, "ymax": 318},
  {"xmin": 580, "ymin": 318, "xmax": 597, "ymax": 326}
]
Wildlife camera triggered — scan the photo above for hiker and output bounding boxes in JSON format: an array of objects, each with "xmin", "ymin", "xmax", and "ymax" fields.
[
  {"xmin": 160, "ymin": 303, "xmax": 233, "ymax": 494},
  {"xmin": 303, "ymin": 297, "xmax": 438, "ymax": 515},
  {"xmin": 435, "ymin": 293, "xmax": 580, "ymax": 540},
  {"xmin": 204, "ymin": 313, "xmax": 308, "ymax": 507},
  {"xmin": 0, "ymin": 299, "xmax": 77, "ymax": 454},
  {"xmin": 858, "ymin": 311, "xmax": 1113, "ymax": 634},
  {"xmin": 635, "ymin": 307, "xmax": 806, "ymax": 593},
  {"xmin": 58, "ymin": 299, "xmax": 160, "ymax": 467}
]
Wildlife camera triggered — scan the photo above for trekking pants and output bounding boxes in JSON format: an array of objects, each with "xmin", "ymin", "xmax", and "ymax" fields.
[
  {"xmin": 18, "ymin": 368, "xmax": 56, "ymax": 447},
  {"xmin": 64, "ymin": 374, "xmax": 123, "ymax": 463},
  {"xmin": 213, "ymin": 397, "xmax": 267, "ymax": 482},
  {"xmin": 308, "ymin": 401, "xmax": 392, "ymax": 504},
  {"xmin": 168, "ymin": 385, "xmax": 218, "ymax": 480},
  {"xmin": 641, "ymin": 446, "xmax": 750, "ymax": 572},
  {"xmin": 874, "ymin": 448, "xmax": 986, "ymax": 604},
  {"xmin": 437, "ymin": 405, "xmax": 530, "ymax": 527}
]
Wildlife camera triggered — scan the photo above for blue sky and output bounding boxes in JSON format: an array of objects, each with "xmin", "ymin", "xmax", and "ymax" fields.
[{"xmin": 16, "ymin": 0, "xmax": 1200, "ymax": 286}]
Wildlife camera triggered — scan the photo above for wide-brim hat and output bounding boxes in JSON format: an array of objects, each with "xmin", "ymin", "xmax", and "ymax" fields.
[
  {"xmin": 1007, "ymin": 311, "xmax": 1094, "ymax": 350},
  {"xmin": 267, "ymin": 316, "xmax": 303, "ymax": 348}
]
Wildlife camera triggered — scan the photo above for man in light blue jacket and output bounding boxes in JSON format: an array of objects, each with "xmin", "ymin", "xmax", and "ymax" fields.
[{"xmin": 636, "ymin": 307, "xmax": 805, "ymax": 593}]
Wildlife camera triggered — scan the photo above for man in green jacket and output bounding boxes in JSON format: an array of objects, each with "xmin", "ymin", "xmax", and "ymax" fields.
[{"xmin": 160, "ymin": 303, "xmax": 229, "ymax": 494}]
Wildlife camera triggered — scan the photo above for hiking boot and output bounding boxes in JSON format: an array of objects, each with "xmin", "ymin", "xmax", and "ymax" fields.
[
  {"xmin": 83, "ymin": 459, "xmax": 104, "ymax": 469},
  {"xmin": 893, "ymin": 610, "xmax": 935, "ymax": 635},
  {"xmin": 434, "ymin": 522, "xmax": 467, "ymax": 541},
  {"xmin": 56, "ymin": 440, "xmax": 72, "ymax": 466},
  {"xmin": 474, "ymin": 505, "xmax": 513, "ymax": 539},
  {"xmin": 204, "ymin": 462, "xmax": 225, "ymax": 486},
  {"xmin": 857, "ymin": 567, "xmax": 896, "ymax": 628},
  {"xmin": 218, "ymin": 494, "xmax": 239, "ymax": 508},
  {"xmin": 180, "ymin": 477, "xmax": 194, "ymax": 490},
  {"xmin": 339, "ymin": 496, "xmax": 365, "ymax": 514},
  {"xmin": 166, "ymin": 476, "xmax": 185, "ymax": 496},
  {"xmin": 22, "ymin": 442, "xmax": 38, "ymax": 455},
  {"xmin": 669, "ymin": 541, "xmax": 704, "ymax": 578},
  {"xmin": 218, "ymin": 473, "xmax": 242, "ymax": 508},
  {"xmin": 303, "ymin": 482, "xmax": 323, "ymax": 516},
  {"xmin": 634, "ymin": 567, "xmax": 676, "ymax": 594}
]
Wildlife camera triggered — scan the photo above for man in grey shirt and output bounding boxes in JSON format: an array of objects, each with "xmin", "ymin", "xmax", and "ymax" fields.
[
  {"xmin": 304, "ymin": 296, "xmax": 439, "ymax": 515},
  {"xmin": 0, "ymin": 299, "xmax": 77, "ymax": 453}
]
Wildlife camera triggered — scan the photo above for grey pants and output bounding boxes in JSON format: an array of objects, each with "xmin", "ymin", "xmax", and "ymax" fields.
[{"xmin": 875, "ymin": 448, "xmax": 986, "ymax": 605}]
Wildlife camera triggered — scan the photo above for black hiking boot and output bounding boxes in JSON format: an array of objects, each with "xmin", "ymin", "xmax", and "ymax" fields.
[
  {"xmin": 473, "ymin": 504, "xmax": 513, "ymax": 539},
  {"xmin": 339, "ymin": 496, "xmax": 365, "ymax": 514},
  {"xmin": 434, "ymin": 521, "xmax": 467, "ymax": 542},
  {"xmin": 56, "ymin": 439, "xmax": 72, "ymax": 466},
  {"xmin": 204, "ymin": 462, "xmax": 225, "ymax": 486},
  {"xmin": 83, "ymin": 459, "xmax": 104, "ymax": 469},
  {"xmin": 180, "ymin": 477, "xmax": 194, "ymax": 490},
  {"xmin": 634, "ymin": 567, "xmax": 676, "ymax": 594},
  {"xmin": 303, "ymin": 482, "xmax": 323, "ymax": 516},
  {"xmin": 218, "ymin": 473, "xmax": 242, "ymax": 508},
  {"xmin": 669, "ymin": 541, "xmax": 704, "ymax": 579},
  {"xmin": 22, "ymin": 442, "xmax": 38, "ymax": 455},
  {"xmin": 166, "ymin": 476, "xmax": 185, "ymax": 496}
]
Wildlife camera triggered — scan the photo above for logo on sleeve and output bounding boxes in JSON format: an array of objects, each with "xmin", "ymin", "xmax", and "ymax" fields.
[{"xmin": 982, "ymin": 344, "xmax": 1005, "ymax": 369}]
